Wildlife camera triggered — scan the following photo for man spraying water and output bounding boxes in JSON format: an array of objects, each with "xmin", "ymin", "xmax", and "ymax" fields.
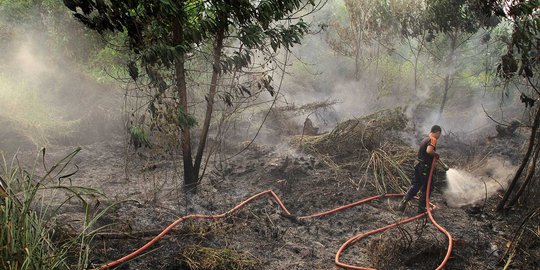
[{"xmin": 399, "ymin": 125, "xmax": 447, "ymax": 213}]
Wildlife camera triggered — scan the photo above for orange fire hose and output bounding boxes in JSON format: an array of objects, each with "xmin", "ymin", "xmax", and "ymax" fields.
[
  {"xmin": 96, "ymin": 158, "xmax": 452, "ymax": 270},
  {"xmin": 334, "ymin": 158, "xmax": 453, "ymax": 269}
]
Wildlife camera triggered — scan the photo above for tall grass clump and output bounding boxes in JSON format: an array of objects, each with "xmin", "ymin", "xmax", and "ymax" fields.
[{"xmin": 0, "ymin": 148, "xmax": 110, "ymax": 270}]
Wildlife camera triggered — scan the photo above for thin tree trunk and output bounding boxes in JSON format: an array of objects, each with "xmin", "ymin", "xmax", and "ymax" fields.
[
  {"xmin": 413, "ymin": 61, "xmax": 418, "ymax": 93},
  {"xmin": 508, "ymin": 134, "xmax": 540, "ymax": 207},
  {"xmin": 439, "ymin": 74, "xmax": 450, "ymax": 118},
  {"xmin": 194, "ymin": 25, "xmax": 225, "ymax": 179},
  {"xmin": 497, "ymin": 104, "xmax": 540, "ymax": 211},
  {"xmin": 172, "ymin": 17, "xmax": 196, "ymax": 193},
  {"xmin": 355, "ymin": 44, "xmax": 360, "ymax": 80},
  {"xmin": 413, "ymin": 38, "xmax": 424, "ymax": 93},
  {"xmin": 355, "ymin": 27, "xmax": 362, "ymax": 80},
  {"xmin": 438, "ymin": 36, "xmax": 456, "ymax": 119},
  {"xmin": 375, "ymin": 39, "xmax": 380, "ymax": 76}
]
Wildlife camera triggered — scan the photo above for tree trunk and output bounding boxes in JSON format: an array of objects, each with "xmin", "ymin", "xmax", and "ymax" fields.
[
  {"xmin": 413, "ymin": 38, "xmax": 424, "ymax": 94},
  {"xmin": 354, "ymin": 28, "xmax": 362, "ymax": 80},
  {"xmin": 172, "ymin": 17, "xmax": 197, "ymax": 193},
  {"xmin": 438, "ymin": 36, "xmax": 456, "ymax": 120},
  {"xmin": 375, "ymin": 39, "xmax": 380, "ymax": 76},
  {"xmin": 354, "ymin": 44, "xmax": 360, "ymax": 80},
  {"xmin": 413, "ymin": 60, "xmax": 418, "ymax": 93},
  {"xmin": 194, "ymin": 25, "xmax": 226, "ymax": 179},
  {"xmin": 497, "ymin": 104, "xmax": 540, "ymax": 211},
  {"xmin": 439, "ymin": 74, "xmax": 450, "ymax": 118},
  {"xmin": 508, "ymin": 134, "xmax": 540, "ymax": 207}
]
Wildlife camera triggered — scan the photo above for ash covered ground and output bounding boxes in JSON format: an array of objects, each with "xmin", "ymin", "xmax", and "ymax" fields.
[{"xmin": 12, "ymin": 110, "xmax": 539, "ymax": 270}]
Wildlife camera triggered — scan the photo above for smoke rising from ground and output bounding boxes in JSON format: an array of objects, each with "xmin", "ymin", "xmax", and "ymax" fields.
[
  {"xmin": 444, "ymin": 157, "xmax": 515, "ymax": 207},
  {"xmin": 273, "ymin": 2, "xmax": 526, "ymax": 142},
  {"xmin": 0, "ymin": 1, "xmax": 526, "ymax": 164}
]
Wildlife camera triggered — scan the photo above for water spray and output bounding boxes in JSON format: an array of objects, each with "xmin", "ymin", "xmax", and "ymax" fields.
[{"xmin": 442, "ymin": 158, "xmax": 515, "ymax": 207}]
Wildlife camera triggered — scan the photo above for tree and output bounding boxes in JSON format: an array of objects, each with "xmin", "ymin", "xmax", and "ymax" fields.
[
  {"xmin": 476, "ymin": 0, "xmax": 540, "ymax": 211},
  {"xmin": 328, "ymin": 0, "xmax": 487, "ymax": 118},
  {"xmin": 327, "ymin": 0, "xmax": 397, "ymax": 80},
  {"xmin": 64, "ymin": 0, "xmax": 320, "ymax": 193},
  {"xmin": 419, "ymin": 0, "xmax": 489, "ymax": 119},
  {"xmin": 382, "ymin": 0, "xmax": 429, "ymax": 94},
  {"xmin": 0, "ymin": 0, "xmax": 104, "ymax": 64}
]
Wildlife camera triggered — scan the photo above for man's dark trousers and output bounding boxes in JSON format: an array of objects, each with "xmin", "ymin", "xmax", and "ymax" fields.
[{"xmin": 404, "ymin": 162, "xmax": 434, "ymax": 210}]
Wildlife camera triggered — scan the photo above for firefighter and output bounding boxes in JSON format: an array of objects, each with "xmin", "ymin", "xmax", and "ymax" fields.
[{"xmin": 398, "ymin": 125, "xmax": 442, "ymax": 213}]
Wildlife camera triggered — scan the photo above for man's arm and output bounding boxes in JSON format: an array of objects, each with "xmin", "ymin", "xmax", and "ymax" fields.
[{"xmin": 426, "ymin": 145, "xmax": 439, "ymax": 158}]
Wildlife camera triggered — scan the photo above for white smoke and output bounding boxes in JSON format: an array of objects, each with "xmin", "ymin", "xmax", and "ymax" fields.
[{"xmin": 443, "ymin": 157, "xmax": 515, "ymax": 207}]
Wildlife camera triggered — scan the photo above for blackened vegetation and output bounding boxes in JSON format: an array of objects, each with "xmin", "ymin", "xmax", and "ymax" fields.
[
  {"xmin": 302, "ymin": 117, "xmax": 319, "ymax": 136},
  {"xmin": 520, "ymin": 93, "xmax": 535, "ymax": 108},
  {"xmin": 495, "ymin": 120, "xmax": 521, "ymax": 138},
  {"xmin": 497, "ymin": 53, "xmax": 519, "ymax": 79}
]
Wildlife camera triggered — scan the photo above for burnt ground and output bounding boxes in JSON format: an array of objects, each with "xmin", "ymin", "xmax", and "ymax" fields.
[{"xmin": 14, "ymin": 130, "xmax": 539, "ymax": 270}]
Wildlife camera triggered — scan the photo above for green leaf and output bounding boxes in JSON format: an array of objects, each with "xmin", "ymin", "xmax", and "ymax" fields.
[{"xmin": 177, "ymin": 107, "xmax": 198, "ymax": 129}]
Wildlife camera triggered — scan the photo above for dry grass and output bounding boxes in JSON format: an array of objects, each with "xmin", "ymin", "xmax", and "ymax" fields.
[
  {"xmin": 291, "ymin": 108, "xmax": 414, "ymax": 193},
  {"xmin": 367, "ymin": 229, "xmax": 444, "ymax": 270},
  {"xmin": 177, "ymin": 221, "xmax": 233, "ymax": 240},
  {"xmin": 368, "ymin": 231, "xmax": 408, "ymax": 269},
  {"xmin": 180, "ymin": 244, "xmax": 260, "ymax": 270},
  {"xmin": 292, "ymin": 108, "xmax": 407, "ymax": 153},
  {"xmin": 357, "ymin": 143, "xmax": 415, "ymax": 193},
  {"xmin": 501, "ymin": 207, "xmax": 540, "ymax": 270}
]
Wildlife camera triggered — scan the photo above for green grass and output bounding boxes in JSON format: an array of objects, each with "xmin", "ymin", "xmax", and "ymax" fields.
[{"xmin": 0, "ymin": 148, "xmax": 111, "ymax": 270}]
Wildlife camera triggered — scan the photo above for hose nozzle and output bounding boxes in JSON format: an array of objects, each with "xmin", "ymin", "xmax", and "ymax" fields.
[{"xmin": 438, "ymin": 159, "xmax": 450, "ymax": 171}]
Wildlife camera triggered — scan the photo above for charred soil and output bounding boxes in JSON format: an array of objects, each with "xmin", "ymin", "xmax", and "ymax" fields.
[{"xmin": 16, "ymin": 114, "xmax": 539, "ymax": 270}]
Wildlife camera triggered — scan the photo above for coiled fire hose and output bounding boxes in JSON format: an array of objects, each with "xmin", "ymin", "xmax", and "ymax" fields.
[
  {"xmin": 96, "ymin": 158, "xmax": 453, "ymax": 269},
  {"xmin": 334, "ymin": 158, "xmax": 453, "ymax": 270}
]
